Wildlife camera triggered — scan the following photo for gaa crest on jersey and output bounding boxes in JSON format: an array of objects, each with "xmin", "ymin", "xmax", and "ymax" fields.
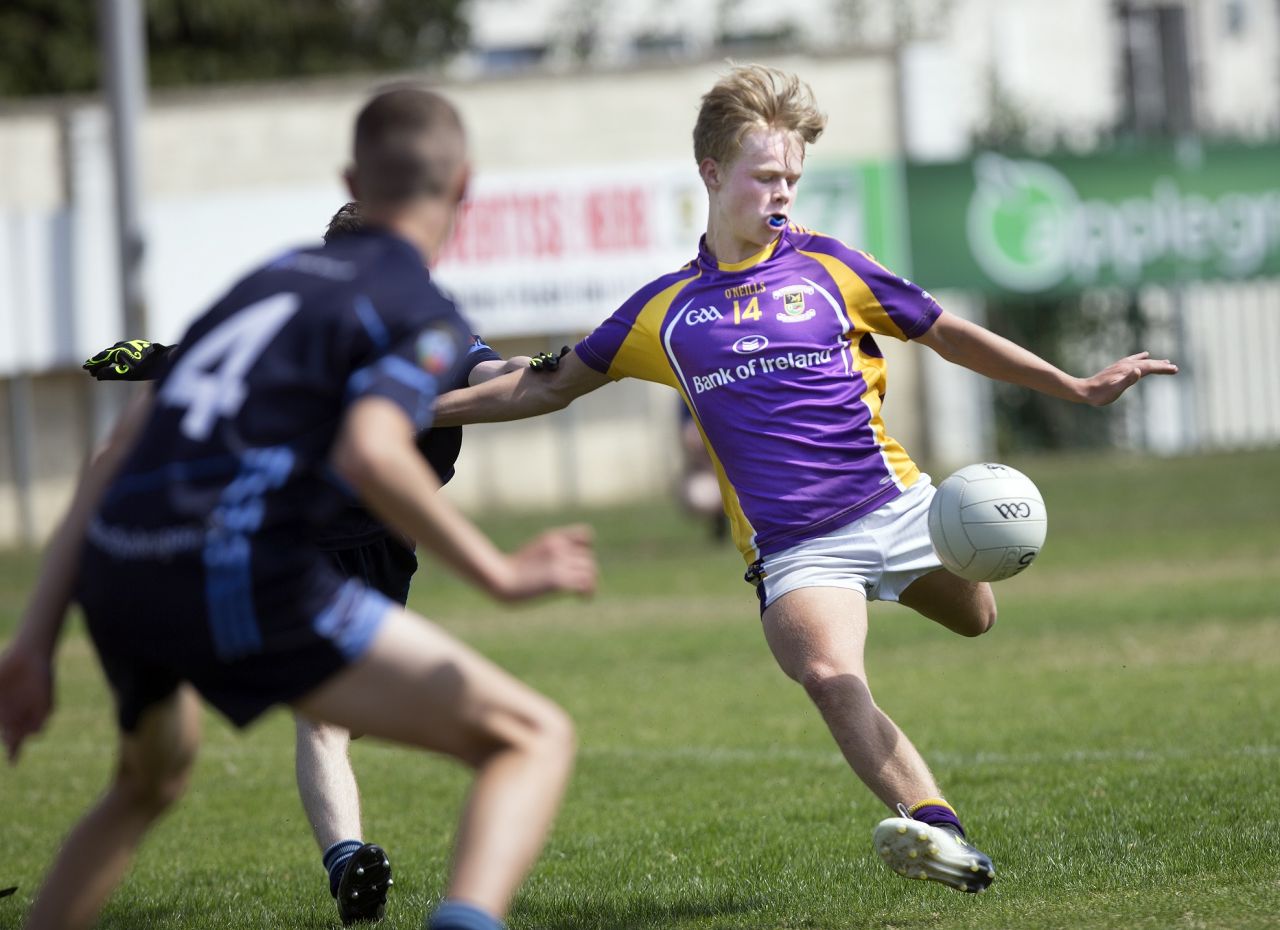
[
  {"xmin": 416, "ymin": 324, "xmax": 459, "ymax": 375},
  {"xmin": 685, "ymin": 305, "xmax": 723, "ymax": 326},
  {"xmin": 772, "ymin": 284, "xmax": 816, "ymax": 323}
]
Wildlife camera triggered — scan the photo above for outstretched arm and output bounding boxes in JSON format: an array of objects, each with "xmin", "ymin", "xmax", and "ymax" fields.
[
  {"xmin": 916, "ymin": 310, "xmax": 1178, "ymax": 406},
  {"xmin": 433, "ymin": 349, "xmax": 610, "ymax": 426},
  {"xmin": 0, "ymin": 387, "xmax": 154, "ymax": 762},
  {"xmin": 468, "ymin": 355, "xmax": 532, "ymax": 386}
]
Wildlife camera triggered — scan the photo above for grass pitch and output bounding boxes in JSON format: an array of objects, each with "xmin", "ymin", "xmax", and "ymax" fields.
[{"xmin": 1, "ymin": 450, "xmax": 1278, "ymax": 929}]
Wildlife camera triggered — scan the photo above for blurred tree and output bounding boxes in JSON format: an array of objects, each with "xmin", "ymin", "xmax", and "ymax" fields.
[
  {"xmin": 970, "ymin": 70, "xmax": 1036, "ymax": 152},
  {"xmin": 985, "ymin": 291, "xmax": 1146, "ymax": 453},
  {"xmin": 0, "ymin": 0, "xmax": 100, "ymax": 97},
  {"xmin": 0, "ymin": 0, "xmax": 468, "ymax": 98}
]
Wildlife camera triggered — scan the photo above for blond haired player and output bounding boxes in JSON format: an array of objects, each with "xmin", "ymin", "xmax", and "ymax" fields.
[{"xmin": 433, "ymin": 64, "xmax": 1177, "ymax": 894}]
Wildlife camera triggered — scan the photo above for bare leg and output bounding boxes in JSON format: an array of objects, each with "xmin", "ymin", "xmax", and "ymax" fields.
[
  {"xmin": 293, "ymin": 715, "xmax": 363, "ymax": 851},
  {"xmin": 293, "ymin": 607, "xmax": 574, "ymax": 920},
  {"xmin": 24, "ymin": 686, "xmax": 201, "ymax": 930},
  {"xmin": 899, "ymin": 569, "xmax": 997, "ymax": 637},
  {"xmin": 761, "ymin": 586, "xmax": 939, "ymax": 811}
]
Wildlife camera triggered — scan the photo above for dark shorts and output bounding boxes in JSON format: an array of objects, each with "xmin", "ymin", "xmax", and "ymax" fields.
[
  {"xmin": 79, "ymin": 542, "xmax": 394, "ymax": 733},
  {"xmin": 321, "ymin": 534, "xmax": 418, "ymax": 606}
]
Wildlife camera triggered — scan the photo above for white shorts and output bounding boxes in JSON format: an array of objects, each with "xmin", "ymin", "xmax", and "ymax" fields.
[{"xmin": 751, "ymin": 477, "xmax": 942, "ymax": 611}]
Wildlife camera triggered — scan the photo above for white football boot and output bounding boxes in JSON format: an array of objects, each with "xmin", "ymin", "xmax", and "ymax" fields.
[{"xmin": 872, "ymin": 810, "xmax": 996, "ymax": 894}]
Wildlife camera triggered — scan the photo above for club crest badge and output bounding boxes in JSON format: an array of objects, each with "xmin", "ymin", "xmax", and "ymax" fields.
[
  {"xmin": 772, "ymin": 284, "xmax": 816, "ymax": 323},
  {"xmin": 417, "ymin": 324, "xmax": 459, "ymax": 375}
]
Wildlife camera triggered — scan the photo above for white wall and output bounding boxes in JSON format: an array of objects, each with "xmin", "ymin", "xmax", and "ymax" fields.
[
  {"xmin": 900, "ymin": 0, "xmax": 1121, "ymax": 159},
  {"xmin": 0, "ymin": 109, "xmax": 62, "ymax": 207},
  {"xmin": 1192, "ymin": 0, "xmax": 1280, "ymax": 137}
]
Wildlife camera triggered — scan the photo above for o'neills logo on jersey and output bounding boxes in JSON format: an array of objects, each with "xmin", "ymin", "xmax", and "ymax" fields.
[{"xmin": 772, "ymin": 284, "xmax": 816, "ymax": 323}]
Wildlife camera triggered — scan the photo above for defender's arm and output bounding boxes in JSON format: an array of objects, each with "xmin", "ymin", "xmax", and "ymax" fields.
[
  {"xmin": 433, "ymin": 350, "xmax": 610, "ymax": 426},
  {"xmin": 468, "ymin": 355, "xmax": 532, "ymax": 386}
]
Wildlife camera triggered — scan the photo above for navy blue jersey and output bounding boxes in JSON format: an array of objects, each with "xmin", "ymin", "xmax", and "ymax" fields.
[
  {"xmin": 91, "ymin": 229, "xmax": 471, "ymax": 593},
  {"xmin": 316, "ymin": 335, "xmax": 501, "ymax": 549}
]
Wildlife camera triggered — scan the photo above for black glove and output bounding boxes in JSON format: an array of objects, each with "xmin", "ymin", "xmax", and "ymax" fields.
[
  {"xmin": 529, "ymin": 346, "xmax": 571, "ymax": 373},
  {"xmin": 82, "ymin": 339, "xmax": 172, "ymax": 381}
]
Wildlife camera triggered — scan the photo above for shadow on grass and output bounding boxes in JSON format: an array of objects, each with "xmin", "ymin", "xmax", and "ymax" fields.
[
  {"xmin": 97, "ymin": 900, "xmax": 343, "ymax": 930},
  {"xmin": 97, "ymin": 901, "xmax": 185, "ymax": 929},
  {"xmin": 519, "ymin": 889, "xmax": 769, "ymax": 930}
]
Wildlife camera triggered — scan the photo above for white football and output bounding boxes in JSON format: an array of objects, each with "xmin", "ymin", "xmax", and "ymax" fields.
[{"xmin": 927, "ymin": 463, "xmax": 1047, "ymax": 582}]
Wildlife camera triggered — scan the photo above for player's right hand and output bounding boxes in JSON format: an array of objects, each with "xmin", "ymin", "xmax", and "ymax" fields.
[
  {"xmin": 1077, "ymin": 351, "xmax": 1178, "ymax": 406},
  {"xmin": 83, "ymin": 339, "xmax": 171, "ymax": 381},
  {"xmin": 0, "ymin": 642, "xmax": 54, "ymax": 764},
  {"xmin": 499, "ymin": 524, "xmax": 597, "ymax": 601}
]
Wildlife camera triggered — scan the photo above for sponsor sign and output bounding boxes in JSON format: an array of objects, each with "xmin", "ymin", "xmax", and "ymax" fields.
[{"xmin": 905, "ymin": 144, "xmax": 1280, "ymax": 294}]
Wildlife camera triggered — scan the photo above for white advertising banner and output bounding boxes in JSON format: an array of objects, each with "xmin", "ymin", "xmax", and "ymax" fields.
[
  {"xmin": 141, "ymin": 163, "xmax": 711, "ymax": 346},
  {"xmin": 432, "ymin": 163, "xmax": 708, "ymax": 337}
]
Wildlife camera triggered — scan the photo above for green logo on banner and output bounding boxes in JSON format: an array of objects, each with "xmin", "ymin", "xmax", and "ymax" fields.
[
  {"xmin": 967, "ymin": 154, "xmax": 1078, "ymax": 291},
  {"xmin": 962, "ymin": 152, "xmax": 1280, "ymax": 292}
]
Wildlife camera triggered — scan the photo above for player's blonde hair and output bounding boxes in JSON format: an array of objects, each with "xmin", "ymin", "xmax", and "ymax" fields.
[{"xmin": 693, "ymin": 64, "xmax": 827, "ymax": 166}]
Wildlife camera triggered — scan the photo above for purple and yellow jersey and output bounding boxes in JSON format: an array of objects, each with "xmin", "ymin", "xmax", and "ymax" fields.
[{"xmin": 576, "ymin": 225, "xmax": 942, "ymax": 563}]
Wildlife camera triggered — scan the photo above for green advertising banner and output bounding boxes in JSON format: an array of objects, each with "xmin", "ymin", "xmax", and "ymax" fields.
[
  {"xmin": 798, "ymin": 160, "xmax": 910, "ymax": 273},
  {"xmin": 905, "ymin": 144, "xmax": 1280, "ymax": 294}
]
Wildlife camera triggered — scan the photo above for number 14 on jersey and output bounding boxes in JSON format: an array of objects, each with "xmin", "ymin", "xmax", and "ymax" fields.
[{"xmin": 733, "ymin": 297, "xmax": 761, "ymax": 324}]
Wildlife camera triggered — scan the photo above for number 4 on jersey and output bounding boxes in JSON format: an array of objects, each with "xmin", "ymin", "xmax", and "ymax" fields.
[{"xmin": 160, "ymin": 293, "xmax": 300, "ymax": 441}]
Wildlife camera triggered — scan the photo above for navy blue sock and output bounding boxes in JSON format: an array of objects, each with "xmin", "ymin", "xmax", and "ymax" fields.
[
  {"xmin": 323, "ymin": 839, "xmax": 363, "ymax": 897},
  {"xmin": 427, "ymin": 900, "xmax": 505, "ymax": 930}
]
